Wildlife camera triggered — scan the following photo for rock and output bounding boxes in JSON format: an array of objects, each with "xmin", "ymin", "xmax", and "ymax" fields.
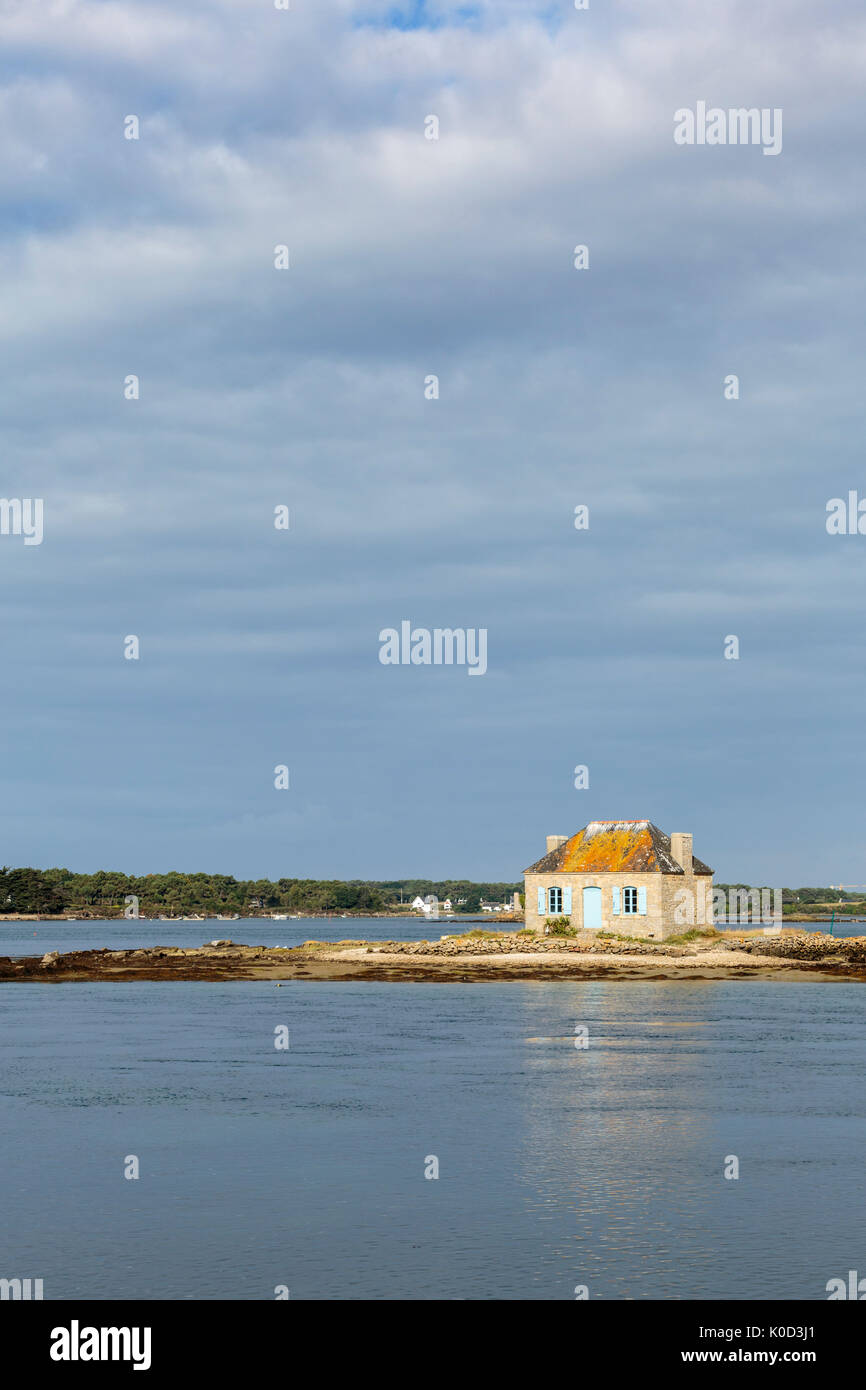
[
  {"xmin": 41, "ymin": 952, "xmax": 60, "ymax": 968},
  {"xmin": 209, "ymin": 939, "xmax": 234, "ymax": 948}
]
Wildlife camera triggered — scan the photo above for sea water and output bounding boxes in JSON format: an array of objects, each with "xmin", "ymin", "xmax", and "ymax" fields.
[{"xmin": 0, "ymin": 978, "xmax": 863, "ymax": 1299}]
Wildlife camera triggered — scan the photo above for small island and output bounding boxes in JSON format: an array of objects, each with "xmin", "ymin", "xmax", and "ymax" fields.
[{"xmin": 3, "ymin": 928, "xmax": 866, "ymax": 984}]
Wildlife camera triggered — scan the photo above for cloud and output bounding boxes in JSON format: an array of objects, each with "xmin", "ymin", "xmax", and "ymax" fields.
[{"xmin": 0, "ymin": 0, "xmax": 864, "ymax": 883}]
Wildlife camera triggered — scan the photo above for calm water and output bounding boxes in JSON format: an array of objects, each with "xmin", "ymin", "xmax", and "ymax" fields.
[
  {"xmin": 1, "ymin": 978, "xmax": 864, "ymax": 1299},
  {"xmin": 0, "ymin": 916, "xmax": 452, "ymax": 958},
  {"xmin": 0, "ymin": 916, "xmax": 860, "ymax": 960}
]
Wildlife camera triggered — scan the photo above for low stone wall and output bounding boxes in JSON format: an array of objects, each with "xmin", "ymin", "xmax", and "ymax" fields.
[
  {"xmin": 362, "ymin": 936, "xmax": 689, "ymax": 957},
  {"xmin": 359, "ymin": 931, "xmax": 866, "ymax": 962},
  {"xmin": 723, "ymin": 933, "xmax": 866, "ymax": 962}
]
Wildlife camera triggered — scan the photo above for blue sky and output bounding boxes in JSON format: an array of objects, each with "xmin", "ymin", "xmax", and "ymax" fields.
[
  {"xmin": 1, "ymin": 0, "xmax": 865, "ymax": 885},
  {"xmin": 368, "ymin": 2, "xmax": 477, "ymax": 31}
]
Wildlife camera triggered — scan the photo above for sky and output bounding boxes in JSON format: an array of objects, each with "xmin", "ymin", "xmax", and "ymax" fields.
[{"xmin": 1, "ymin": 0, "xmax": 864, "ymax": 886}]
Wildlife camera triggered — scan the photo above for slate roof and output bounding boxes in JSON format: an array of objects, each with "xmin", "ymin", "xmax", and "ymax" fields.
[{"xmin": 524, "ymin": 820, "xmax": 712, "ymax": 875}]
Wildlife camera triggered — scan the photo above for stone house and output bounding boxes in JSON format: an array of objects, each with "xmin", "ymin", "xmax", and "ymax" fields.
[{"xmin": 523, "ymin": 820, "xmax": 713, "ymax": 940}]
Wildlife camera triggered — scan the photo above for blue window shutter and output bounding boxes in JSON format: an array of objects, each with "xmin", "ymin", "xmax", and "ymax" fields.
[
  {"xmin": 612, "ymin": 887, "xmax": 620, "ymax": 915},
  {"xmin": 563, "ymin": 886, "xmax": 572, "ymax": 914},
  {"xmin": 537, "ymin": 886, "xmax": 545, "ymax": 915},
  {"xmin": 638, "ymin": 887, "xmax": 647, "ymax": 916}
]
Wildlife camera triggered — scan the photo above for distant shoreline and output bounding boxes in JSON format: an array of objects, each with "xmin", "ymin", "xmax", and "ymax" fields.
[
  {"xmin": 0, "ymin": 912, "xmax": 852, "ymax": 926},
  {"xmin": 0, "ymin": 912, "xmax": 520, "ymax": 924}
]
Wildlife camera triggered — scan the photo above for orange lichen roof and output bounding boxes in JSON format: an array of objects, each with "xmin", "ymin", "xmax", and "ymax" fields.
[{"xmin": 524, "ymin": 821, "xmax": 712, "ymax": 875}]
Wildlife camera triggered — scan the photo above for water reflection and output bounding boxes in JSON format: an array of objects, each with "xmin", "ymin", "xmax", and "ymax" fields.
[{"xmin": 0, "ymin": 979, "xmax": 862, "ymax": 1299}]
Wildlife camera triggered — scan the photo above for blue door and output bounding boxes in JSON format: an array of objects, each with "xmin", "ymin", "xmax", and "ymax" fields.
[{"xmin": 583, "ymin": 886, "xmax": 602, "ymax": 929}]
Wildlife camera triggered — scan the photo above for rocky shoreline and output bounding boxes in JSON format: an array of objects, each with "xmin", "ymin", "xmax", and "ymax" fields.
[{"xmin": 1, "ymin": 931, "xmax": 865, "ymax": 984}]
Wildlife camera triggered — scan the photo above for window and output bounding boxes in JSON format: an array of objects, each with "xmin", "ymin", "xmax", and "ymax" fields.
[
  {"xmin": 623, "ymin": 886, "xmax": 638, "ymax": 915},
  {"xmin": 548, "ymin": 887, "xmax": 562, "ymax": 914}
]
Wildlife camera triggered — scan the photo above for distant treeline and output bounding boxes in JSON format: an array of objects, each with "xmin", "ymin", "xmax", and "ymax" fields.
[
  {"xmin": 367, "ymin": 881, "xmax": 520, "ymax": 912},
  {"xmin": 0, "ymin": 867, "xmax": 521, "ymax": 916},
  {"xmin": 718, "ymin": 885, "xmax": 866, "ymax": 916},
  {"xmin": 0, "ymin": 867, "xmax": 858, "ymax": 918}
]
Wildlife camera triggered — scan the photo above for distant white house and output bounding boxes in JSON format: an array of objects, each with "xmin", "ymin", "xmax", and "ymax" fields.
[{"xmin": 412, "ymin": 894, "xmax": 446, "ymax": 915}]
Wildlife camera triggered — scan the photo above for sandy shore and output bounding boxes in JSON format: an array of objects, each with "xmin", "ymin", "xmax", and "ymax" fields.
[{"xmin": 2, "ymin": 933, "xmax": 866, "ymax": 983}]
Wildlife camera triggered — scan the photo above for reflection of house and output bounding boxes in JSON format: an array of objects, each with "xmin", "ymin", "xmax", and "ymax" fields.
[{"xmin": 524, "ymin": 820, "xmax": 713, "ymax": 941}]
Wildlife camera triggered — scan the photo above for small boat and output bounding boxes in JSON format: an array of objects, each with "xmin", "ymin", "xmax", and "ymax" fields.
[{"xmin": 272, "ymin": 914, "xmax": 288, "ymax": 920}]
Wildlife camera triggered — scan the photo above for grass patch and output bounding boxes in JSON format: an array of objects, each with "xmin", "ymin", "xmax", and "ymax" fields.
[
  {"xmin": 661, "ymin": 928, "xmax": 722, "ymax": 945},
  {"xmin": 595, "ymin": 928, "xmax": 722, "ymax": 945},
  {"xmin": 450, "ymin": 928, "xmax": 504, "ymax": 941}
]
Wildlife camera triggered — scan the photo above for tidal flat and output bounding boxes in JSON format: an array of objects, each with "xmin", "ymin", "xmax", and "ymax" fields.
[{"xmin": 2, "ymin": 931, "xmax": 865, "ymax": 984}]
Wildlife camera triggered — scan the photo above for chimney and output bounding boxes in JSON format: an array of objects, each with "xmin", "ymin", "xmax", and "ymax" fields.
[
  {"xmin": 670, "ymin": 832, "xmax": 693, "ymax": 874},
  {"xmin": 546, "ymin": 835, "xmax": 568, "ymax": 856}
]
